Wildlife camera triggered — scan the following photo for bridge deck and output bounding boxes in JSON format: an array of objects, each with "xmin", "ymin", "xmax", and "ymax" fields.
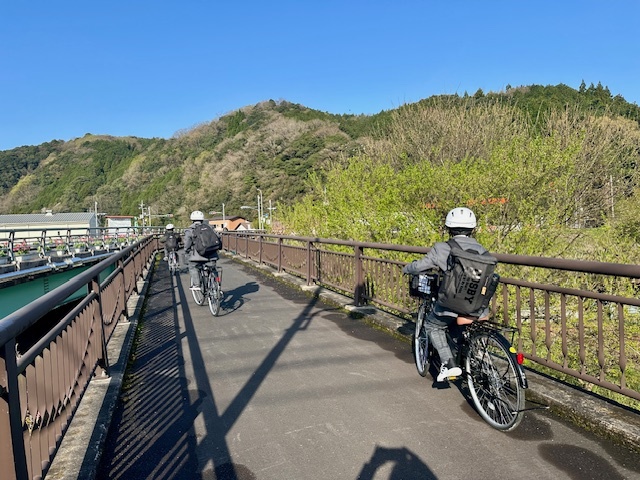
[{"xmin": 60, "ymin": 255, "xmax": 640, "ymax": 479}]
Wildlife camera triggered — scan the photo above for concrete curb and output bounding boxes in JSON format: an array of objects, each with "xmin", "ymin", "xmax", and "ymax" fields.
[
  {"xmin": 229, "ymin": 253, "xmax": 640, "ymax": 454},
  {"xmin": 46, "ymin": 258, "xmax": 156, "ymax": 480}
]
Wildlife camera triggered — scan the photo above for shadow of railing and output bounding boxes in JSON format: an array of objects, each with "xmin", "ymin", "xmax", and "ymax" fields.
[{"xmin": 97, "ymin": 259, "xmax": 337, "ymax": 479}]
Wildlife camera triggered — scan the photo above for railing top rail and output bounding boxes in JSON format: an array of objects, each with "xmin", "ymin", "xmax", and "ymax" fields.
[
  {"xmin": 0, "ymin": 226, "xmax": 147, "ymax": 233},
  {"xmin": 223, "ymin": 232, "xmax": 640, "ymax": 278}
]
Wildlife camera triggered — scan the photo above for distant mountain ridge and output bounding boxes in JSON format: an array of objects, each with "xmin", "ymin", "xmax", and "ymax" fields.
[{"xmin": 1, "ymin": 83, "xmax": 638, "ymax": 227}]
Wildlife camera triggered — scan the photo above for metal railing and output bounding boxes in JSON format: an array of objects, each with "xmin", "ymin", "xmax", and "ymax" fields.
[
  {"xmin": 0, "ymin": 227, "xmax": 157, "ymax": 265},
  {"xmin": 0, "ymin": 235, "xmax": 158, "ymax": 480},
  {"xmin": 223, "ymin": 232, "xmax": 640, "ymax": 407}
]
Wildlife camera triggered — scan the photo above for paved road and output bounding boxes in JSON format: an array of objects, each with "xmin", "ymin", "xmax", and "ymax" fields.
[{"xmin": 96, "ymin": 256, "xmax": 640, "ymax": 480}]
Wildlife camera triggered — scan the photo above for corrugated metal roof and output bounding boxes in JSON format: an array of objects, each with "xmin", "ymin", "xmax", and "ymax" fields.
[{"xmin": 0, "ymin": 212, "xmax": 96, "ymax": 225}]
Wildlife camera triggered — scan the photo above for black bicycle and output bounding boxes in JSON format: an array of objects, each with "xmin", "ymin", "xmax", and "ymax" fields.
[
  {"xmin": 410, "ymin": 272, "xmax": 528, "ymax": 431},
  {"xmin": 191, "ymin": 262, "xmax": 223, "ymax": 316}
]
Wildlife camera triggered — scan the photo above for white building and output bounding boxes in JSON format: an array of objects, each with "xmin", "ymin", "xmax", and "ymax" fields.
[{"xmin": 0, "ymin": 211, "xmax": 98, "ymax": 240}]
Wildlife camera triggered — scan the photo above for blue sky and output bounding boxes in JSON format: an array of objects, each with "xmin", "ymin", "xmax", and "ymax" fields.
[{"xmin": 1, "ymin": 1, "xmax": 639, "ymax": 151}]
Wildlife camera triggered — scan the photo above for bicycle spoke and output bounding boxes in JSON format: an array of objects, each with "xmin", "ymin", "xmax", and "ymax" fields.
[{"xmin": 465, "ymin": 331, "xmax": 525, "ymax": 431}]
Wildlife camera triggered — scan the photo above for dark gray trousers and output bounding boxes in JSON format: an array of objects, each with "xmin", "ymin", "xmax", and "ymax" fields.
[{"xmin": 424, "ymin": 311, "xmax": 457, "ymax": 364}]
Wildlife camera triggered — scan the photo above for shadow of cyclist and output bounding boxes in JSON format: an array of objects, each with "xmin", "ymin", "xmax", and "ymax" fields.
[
  {"xmin": 219, "ymin": 281, "xmax": 260, "ymax": 315},
  {"xmin": 358, "ymin": 445, "xmax": 436, "ymax": 480}
]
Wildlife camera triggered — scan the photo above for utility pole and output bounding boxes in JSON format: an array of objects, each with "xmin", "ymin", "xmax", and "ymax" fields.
[
  {"xmin": 139, "ymin": 201, "xmax": 146, "ymax": 227},
  {"xmin": 257, "ymin": 189, "xmax": 264, "ymax": 230}
]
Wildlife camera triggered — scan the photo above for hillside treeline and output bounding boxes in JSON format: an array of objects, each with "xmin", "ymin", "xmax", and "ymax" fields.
[
  {"xmin": 281, "ymin": 87, "xmax": 640, "ymax": 266},
  {"xmin": 1, "ymin": 83, "xmax": 639, "ymax": 265},
  {"xmin": 0, "ymin": 101, "xmax": 382, "ymax": 221}
]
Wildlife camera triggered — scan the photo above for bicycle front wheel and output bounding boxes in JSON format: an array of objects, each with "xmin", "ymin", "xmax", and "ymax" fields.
[
  {"xmin": 413, "ymin": 300, "xmax": 431, "ymax": 377},
  {"xmin": 465, "ymin": 331, "xmax": 525, "ymax": 431},
  {"xmin": 207, "ymin": 275, "xmax": 222, "ymax": 316},
  {"xmin": 191, "ymin": 271, "xmax": 206, "ymax": 305}
]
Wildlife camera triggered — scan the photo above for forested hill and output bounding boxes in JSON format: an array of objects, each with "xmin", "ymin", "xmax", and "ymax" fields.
[
  {"xmin": 0, "ymin": 82, "xmax": 638, "ymax": 228},
  {"xmin": 0, "ymin": 100, "xmax": 386, "ymax": 223}
]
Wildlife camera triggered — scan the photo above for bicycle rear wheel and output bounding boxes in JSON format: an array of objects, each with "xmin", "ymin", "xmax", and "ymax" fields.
[
  {"xmin": 413, "ymin": 300, "xmax": 431, "ymax": 377},
  {"xmin": 169, "ymin": 252, "xmax": 178, "ymax": 274},
  {"xmin": 465, "ymin": 330, "xmax": 525, "ymax": 431},
  {"xmin": 191, "ymin": 269, "xmax": 206, "ymax": 305},
  {"xmin": 207, "ymin": 275, "xmax": 222, "ymax": 316}
]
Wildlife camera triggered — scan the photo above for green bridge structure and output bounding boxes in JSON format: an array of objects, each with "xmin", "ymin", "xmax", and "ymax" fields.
[{"xmin": 2, "ymin": 232, "xmax": 640, "ymax": 479}]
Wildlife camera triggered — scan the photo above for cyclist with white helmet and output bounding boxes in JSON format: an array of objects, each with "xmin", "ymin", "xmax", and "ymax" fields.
[
  {"xmin": 402, "ymin": 207, "xmax": 490, "ymax": 381},
  {"xmin": 183, "ymin": 210, "xmax": 219, "ymax": 290},
  {"xmin": 162, "ymin": 223, "xmax": 182, "ymax": 262}
]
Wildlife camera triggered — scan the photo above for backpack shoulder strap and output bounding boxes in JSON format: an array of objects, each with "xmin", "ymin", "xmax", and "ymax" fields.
[{"xmin": 446, "ymin": 238, "xmax": 462, "ymax": 250}]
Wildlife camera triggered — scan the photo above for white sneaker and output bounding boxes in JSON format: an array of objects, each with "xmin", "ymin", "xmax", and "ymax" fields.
[
  {"xmin": 437, "ymin": 360, "xmax": 462, "ymax": 382},
  {"xmin": 189, "ymin": 285, "xmax": 201, "ymax": 291}
]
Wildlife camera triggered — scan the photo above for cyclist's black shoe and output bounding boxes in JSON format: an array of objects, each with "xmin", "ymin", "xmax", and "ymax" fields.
[{"xmin": 437, "ymin": 359, "xmax": 462, "ymax": 382}]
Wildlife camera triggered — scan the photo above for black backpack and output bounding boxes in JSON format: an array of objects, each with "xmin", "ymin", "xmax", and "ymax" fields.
[
  {"xmin": 193, "ymin": 223, "xmax": 222, "ymax": 257},
  {"xmin": 165, "ymin": 233, "xmax": 179, "ymax": 251},
  {"xmin": 437, "ymin": 239, "xmax": 500, "ymax": 316}
]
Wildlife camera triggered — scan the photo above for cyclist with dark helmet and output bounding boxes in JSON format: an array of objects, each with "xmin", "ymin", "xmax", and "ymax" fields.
[{"xmin": 403, "ymin": 207, "xmax": 490, "ymax": 381}]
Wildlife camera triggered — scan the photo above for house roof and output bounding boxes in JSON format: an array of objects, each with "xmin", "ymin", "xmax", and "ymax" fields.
[
  {"xmin": 0, "ymin": 212, "xmax": 96, "ymax": 226},
  {"xmin": 208, "ymin": 216, "xmax": 246, "ymax": 222}
]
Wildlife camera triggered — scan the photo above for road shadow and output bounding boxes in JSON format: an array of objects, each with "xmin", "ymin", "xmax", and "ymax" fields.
[
  {"xmin": 357, "ymin": 445, "xmax": 436, "ymax": 480},
  {"xmin": 97, "ymin": 261, "xmax": 204, "ymax": 479},
  {"xmin": 97, "ymin": 258, "xmax": 327, "ymax": 479},
  {"xmin": 218, "ymin": 281, "xmax": 259, "ymax": 315}
]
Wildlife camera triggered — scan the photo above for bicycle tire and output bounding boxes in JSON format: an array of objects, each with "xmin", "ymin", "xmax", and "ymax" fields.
[
  {"xmin": 191, "ymin": 268, "xmax": 206, "ymax": 305},
  {"xmin": 168, "ymin": 251, "xmax": 178, "ymax": 274},
  {"xmin": 465, "ymin": 330, "xmax": 525, "ymax": 431},
  {"xmin": 207, "ymin": 275, "xmax": 222, "ymax": 316},
  {"xmin": 413, "ymin": 299, "xmax": 431, "ymax": 377}
]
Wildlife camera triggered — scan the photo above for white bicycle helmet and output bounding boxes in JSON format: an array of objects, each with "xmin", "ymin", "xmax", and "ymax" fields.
[
  {"xmin": 190, "ymin": 210, "xmax": 205, "ymax": 221},
  {"xmin": 445, "ymin": 207, "xmax": 477, "ymax": 229},
  {"xmin": 165, "ymin": 224, "xmax": 174, "ymax": 230}
]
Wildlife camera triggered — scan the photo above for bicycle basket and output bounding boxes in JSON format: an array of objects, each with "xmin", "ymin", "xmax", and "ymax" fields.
[{"xmin": 409, "ymin": 273, "xmax": 438, "ymax": 298}]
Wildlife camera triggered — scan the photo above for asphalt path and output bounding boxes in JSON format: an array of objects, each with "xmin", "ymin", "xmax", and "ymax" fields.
[{"xmin": 96, "ymin": 256, "xmax": 640, "ymax": 480}]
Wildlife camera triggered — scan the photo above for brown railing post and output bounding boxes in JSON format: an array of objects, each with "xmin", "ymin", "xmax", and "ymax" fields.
[
  {"xmin": 259, "ymin": 234, "xmax": 263, "ymax": 265},
  {"xmin": 306, "ymin": 240, "xmax": 313, "ymax": 286},
  {"xmin": 118, "ymin": 255, "xmax": 129, "ymax": 320},
  {"xmin": 277, "ymin": 237, "xmax": 283, "ymax": 273},
  {"xmin": 354, "ymin": 244, "xmax": 364, "ymax": 306},
  {"xmin": 2, "ymin": 339, "xmax": 29, "ymax": 480},
  {"xmin": 92, "ymin": 275, "xmax": 110, "ymax": 377}
]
